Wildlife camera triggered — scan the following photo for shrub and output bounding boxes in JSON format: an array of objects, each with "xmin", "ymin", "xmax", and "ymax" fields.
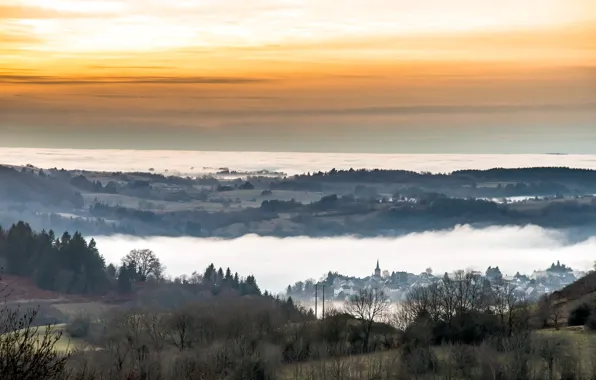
[
  {"xmin": 66, "ymin": 313, "xmax": 91, "ymax": 338},
  {"xmin": 450, "ymin": 344, "xmax": 477, "ymax": 377},
  {"xmin": 586, "ymin": 313, "xmax": 596, "ymax": 331},
  {"xmin": 0, "ymin": 305, "xmax": 69, "ymax": 379},
  {"xmin": 568, "ymin": 303, "xmax": 593, "ymax": 326},
  {"xmin": 401, "ymin": 346, "xmax": 438, "ymax": 376}
]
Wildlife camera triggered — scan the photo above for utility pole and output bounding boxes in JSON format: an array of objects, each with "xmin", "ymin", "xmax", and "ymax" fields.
[
  {"xmin": 314, "ymin": 285, "xmax": 318, "ymax": 318},
  {"xmin": 322, "ymin": 284, "xmax": 325, "ymax": 319},
  {"xmin": 315, "ymin": 283, "xmax": 327, "ymax": 319}
]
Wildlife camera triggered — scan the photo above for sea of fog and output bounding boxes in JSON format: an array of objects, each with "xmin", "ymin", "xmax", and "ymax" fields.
[
  {"xmin": 2, "ymin": 148, "xmax": 596, "ymax": 176},
  {"xmin": 4, "ymin": 149, "xmax": 596, "ymax": 293},
  {"xmin": 93, "ymin": 225, "xmax": 596, "ymax": 293}
]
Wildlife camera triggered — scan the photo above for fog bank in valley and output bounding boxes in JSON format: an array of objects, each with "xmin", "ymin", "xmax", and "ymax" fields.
[
  {"xmin": 3, "ymin": 148, "xmax": 596, "ymax": 176},
  {"xmin": 93, "ymin": 225, "xmax": 595, "ymax": 293}
]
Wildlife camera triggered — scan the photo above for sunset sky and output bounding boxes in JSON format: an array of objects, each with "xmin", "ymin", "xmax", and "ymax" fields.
[{"xmin": 1, "ymin": 0, "xmax": 595, "ymax": 152}]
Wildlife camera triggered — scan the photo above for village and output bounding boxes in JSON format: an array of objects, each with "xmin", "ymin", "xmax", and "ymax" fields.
[{"xmin": 286, "ymin": 260, "xmax": 587, "ymax": 302}]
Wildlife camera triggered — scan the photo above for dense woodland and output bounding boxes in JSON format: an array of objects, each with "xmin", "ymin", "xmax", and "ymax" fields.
[{"xmin": 0, "ymin": 222, "xmax": 107, "ymax": 294}]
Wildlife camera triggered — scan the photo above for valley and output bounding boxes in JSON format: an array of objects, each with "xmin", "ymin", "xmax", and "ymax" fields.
[{"xmin": 3, "ymin": 164, "xmax": 596, "ymax": 239}]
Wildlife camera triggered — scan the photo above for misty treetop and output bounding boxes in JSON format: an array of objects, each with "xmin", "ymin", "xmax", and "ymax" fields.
[
  {"xmin": 297, "ymin": 166, "xmax": 596, "ymax": 184},
  {"xmin": 0, "ymin": 221, "xmax": 264, "ymax": 298},
  {"xmin": 173, "ymin": 262, "xmax": 261, "ymax": 297}
]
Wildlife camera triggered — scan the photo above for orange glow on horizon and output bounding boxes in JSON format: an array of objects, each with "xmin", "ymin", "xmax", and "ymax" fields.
[{"xmin": 1, "ymin": 0, "xmax": 594, "ymax": 152}]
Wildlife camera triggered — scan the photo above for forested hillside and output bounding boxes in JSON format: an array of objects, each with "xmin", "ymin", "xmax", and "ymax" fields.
[{"xmin": 0, "ymin": 222, "xmax": 264, "ymax": 299}]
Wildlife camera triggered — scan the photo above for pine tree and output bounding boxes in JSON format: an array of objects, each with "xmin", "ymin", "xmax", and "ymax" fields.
[
  {"xmin": 233, "ymin": 272, "xmax": 239, "ymax": 289},
  {"xmin": 107, "ymin": 263, "xmax": 117, "ymax": 278},
  {"xmin": 245, "ymin": 275, "xmax": 261, "ymax": 296},
  {"xmin": 204, "ymin": 264, "xmax": 216, "ymax": 284},
  {"xmin": 117, "ymin": 264, "xmax": 132, "ymax": 294},
  {"xmin": 127, "ymin": 261, "xmax": 138, "ymax": 282}
]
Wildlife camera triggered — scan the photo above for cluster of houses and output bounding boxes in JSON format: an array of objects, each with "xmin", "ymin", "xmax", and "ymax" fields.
[{"xmin": 286, "ymin": 260, "xmax": 587, "ymax": 302}]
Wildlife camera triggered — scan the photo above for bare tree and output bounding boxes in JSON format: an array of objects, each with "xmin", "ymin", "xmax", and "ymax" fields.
[
  {"xmin": 401, "ymin": 283, "xmax": 441, "ymax": 325},
  {"xmin": 0, "ymin": 274, "xmax": 69, "ymax": 379},
  {"xmin": 141, "ymin": 311, "xmax": 167, "ymax": 351},
  {"xmin": 122, "ymin": 249, "xmax": 164, "ymax": 281},
  {"xmin": 536, "ymin": 294, "xmax": 552, "ymax": 328},
  {"xmin": 536, "ymin": 294, "xmax": 563, "ymax": 330},
  {"xmin": 551, "ymin": 306, "xmax": 564, "ymax": 331},
  {"xmin": 451, "ymin": 270, "xmax": 484, "ymax": 315},
  {"xmin": 344, "ymin": 288, "xmax": 390, "ymax": 352},
  {"xmin": 166, "ymin": 306, "xmax": 196, "ymax": 351},
  {"xmin": 386, "ymin": 305, "xmax": 411, "ymax": 331},
  {"xmin": 492, "ymin": 280, "xmax": 523, "ymax": 336}
]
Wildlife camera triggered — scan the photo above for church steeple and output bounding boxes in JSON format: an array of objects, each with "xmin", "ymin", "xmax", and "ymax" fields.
[{"xmin": 375, "ymin": 260, "xmax": 381, "ymax": 277}]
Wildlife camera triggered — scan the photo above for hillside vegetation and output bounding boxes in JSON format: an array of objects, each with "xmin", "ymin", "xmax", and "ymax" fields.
[
  {"xmin": 3, "ymin": 165, "xmax": 596, "ymax": 238},
  {"xmin": 6, "ymin": 259, "xmax": 596, "ymax": 379}
]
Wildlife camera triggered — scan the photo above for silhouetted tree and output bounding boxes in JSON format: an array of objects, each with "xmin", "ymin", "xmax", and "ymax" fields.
[
  {"xmin": 345, "ymin": 288, "xmax": 390, "ymax": 352},
  {"xmin": 121, "ymin": 249, "xmax": 164, "ymax": 282}
]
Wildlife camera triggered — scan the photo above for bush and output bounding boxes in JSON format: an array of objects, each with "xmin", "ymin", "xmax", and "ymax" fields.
[
  {"xmin": 450, "ymin": 344, "xmax": 477, "ymax": 377},
  {"xmin": 568, "ymin": 303, "xmax": 593, "ymax": 326},
  {"xmin": 0, "ymin": 305, "xmax": 69, "ymax": 379},
  {"xmin": 66, "ymin": 313, "xmax": 91, "ymax": 338},
  {"xmin": 401, "ymin": 346, "xmax": 438, "ymax": 376},
  {"xmin": 586, "ymin": 313, "xmax": 596, "ymax": 331}
]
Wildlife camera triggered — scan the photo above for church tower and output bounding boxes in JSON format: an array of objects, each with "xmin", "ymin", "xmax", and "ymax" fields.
[{"xmin": 375, "ymin": 260, "xmax": 381, "ymax": 277}]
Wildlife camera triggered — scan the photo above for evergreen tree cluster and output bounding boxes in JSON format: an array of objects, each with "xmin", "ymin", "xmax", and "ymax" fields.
[
  {"xmin": 200, "ymin": 263, "xmax": 261, "ymax": 296},
  {"xmin": 546, "ymin": 260, "xmax": 573, "ymax": 273},
  {"xmin": 0, "ymin": 221, "xmax": 268, "ymax": 300},
  {"xmin": 0, "ymin": 221, "xmax": 108, "ymax": 294}
]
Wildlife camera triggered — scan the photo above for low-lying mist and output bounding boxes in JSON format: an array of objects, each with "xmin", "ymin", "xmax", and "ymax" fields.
[
  {"xmin": 93, "ymin": 225, "xmax": 596, "ymax": 293},
  {"xmin": 3, "ymin": 148, "xmax": 596, "ymax": 176}
]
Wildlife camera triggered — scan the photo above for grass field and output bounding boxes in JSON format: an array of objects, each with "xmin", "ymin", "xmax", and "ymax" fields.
[
  {"xmin": 35, "ymin": 324, "xmax": 91, "ymax": 353},
  {"xmin": 280, "ymin": 328, "xmax": 596, "ymax": 380},
  {"xmin": 3, "ymin": 323, "xmax": 92, "ymax": 354},
  {"xmin": 282, "ymin": 349, "xmax": 401, "ymax": 380},
  {"xmin": 52, "ymin": 301, "xmax": 113, "ymax": 317},
  {"xmin": 538, "ymin": 326, "xmax": 596, "ymax": 352}
]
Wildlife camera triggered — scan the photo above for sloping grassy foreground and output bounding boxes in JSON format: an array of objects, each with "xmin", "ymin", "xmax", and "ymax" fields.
[
  {"xmin": 3, "ymin": 323, "xmax": 92, "ymax": 354},
  {"xmin": 281, "ymin": 329, "xmax": 596, "ymax": 380}
]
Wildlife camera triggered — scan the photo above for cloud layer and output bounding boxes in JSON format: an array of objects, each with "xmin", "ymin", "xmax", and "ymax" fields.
[
  {"xmin": 93, "ymin": 225, "xmax": 596, "ymax": 293},
  {"xmin": 5, "ymin": 149, "xmax": 596, "ymax": 175}
]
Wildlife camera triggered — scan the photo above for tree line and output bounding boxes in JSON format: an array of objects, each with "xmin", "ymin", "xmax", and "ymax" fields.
[
  {"xmin": 5, "ymin": 269, "xmax": 596, "ymax": 379},
  {"xmin": 0, "ymin": 221, "xmax": 107, "ymax": 294},
  {"xmin": 0, "ymin": 221, "xmax": 264, "ymax": 299}
]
